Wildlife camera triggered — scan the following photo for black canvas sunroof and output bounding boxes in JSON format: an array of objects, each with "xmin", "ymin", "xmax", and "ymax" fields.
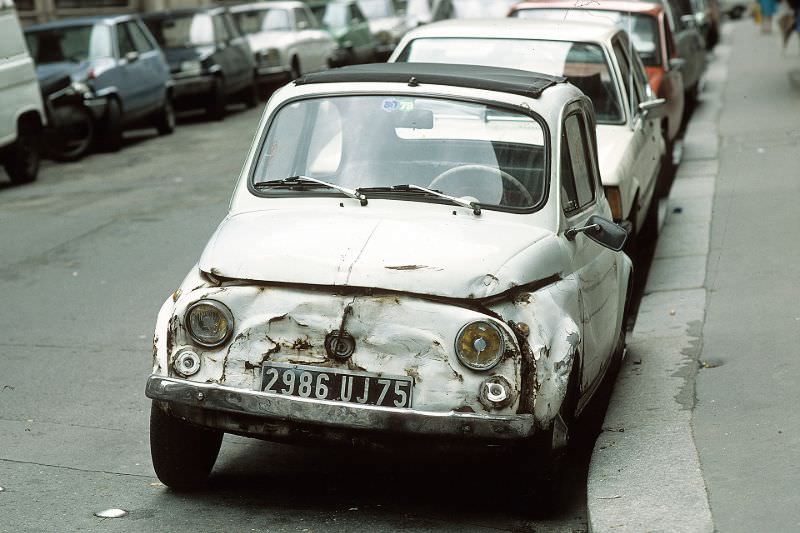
[{"xmin": 294, "ymin": 63, "xmax": 567, "ymax": 99}]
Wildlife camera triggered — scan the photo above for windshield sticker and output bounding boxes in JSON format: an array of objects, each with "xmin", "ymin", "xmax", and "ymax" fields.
[{"xmin": 382, "ymin": 98, "xmax": 414, "ymax": 113}]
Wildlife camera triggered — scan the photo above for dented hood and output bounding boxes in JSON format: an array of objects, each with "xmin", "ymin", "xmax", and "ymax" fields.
[{"xmin": 199, "ymin": 207, "xmax": 565, "ymax": 299}]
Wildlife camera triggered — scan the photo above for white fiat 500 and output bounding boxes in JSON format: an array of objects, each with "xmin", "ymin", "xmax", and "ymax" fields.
[
  {"xmin": 146, "ymin": 63, "xmax": 632, "ymax": 489},
  {"xmin": 390, "ymin": 19, "xmax": 667, "ymax": 240}
]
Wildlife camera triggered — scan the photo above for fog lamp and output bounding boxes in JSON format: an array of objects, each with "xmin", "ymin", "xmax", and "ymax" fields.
[
  {"xmin": 173, "ymin": 350, "xmax": 201, "ymax": 377},
  {"xmin": 185, "ymin": 300, "xmax": 233, "ymax": 347},
  {"xmin": 455, "ymin": 320, "xmax": 505, "ymax": 371}
]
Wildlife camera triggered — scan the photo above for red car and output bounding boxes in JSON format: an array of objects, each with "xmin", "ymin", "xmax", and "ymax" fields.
[{"xmin": 511, "ymin": 0, "xmax": 685, "ymax": 172}]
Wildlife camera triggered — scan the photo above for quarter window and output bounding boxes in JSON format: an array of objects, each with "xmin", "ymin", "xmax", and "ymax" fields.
[
  {"xmin": 561, "ymin": 113, "xmax": 596, "ymax": 213},
  {"xmin": 126, "ymin": 21, "xmax": 154, "ymax": 53}
]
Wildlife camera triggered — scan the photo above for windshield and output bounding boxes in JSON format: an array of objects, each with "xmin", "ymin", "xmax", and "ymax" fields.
[
  {"xmin": 144, "ymin": 14, "xmax": 214, "ymax": 48},
  {"xmin": 513, "ymin": 9, "xmax": 662, "ymax": 67},
  {"xmin": 357, "ymin": 0, "xmax": 393, "ymax": 19},
  {"xmin": 313, "ymin": 4, "xmax": 346, "ymax": 28},
  {"xmin": 233, "ymin": 8, "xmax": 291, "ymax": 33},
  {"xmin": 434, "ymin": 0, "xmax": 517, "ymax": 20},
  {"xmin": 25, "ymin": 24, "xmax": 113, "ymax": 64},
  {"xmin": 396, "ymin": 38, "xmax": 623, "ymax": 124},
  {"xmin": 252, "ymin": 96, "xmax": 548, "ymax": 210}
]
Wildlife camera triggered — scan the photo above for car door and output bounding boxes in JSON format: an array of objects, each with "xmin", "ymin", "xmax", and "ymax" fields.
[
  {"xmin": 112, "ymin": 22, "xmax": 142, "ymax": 119},
  {"xmin": 663, "ymin": 0, "xmax": 704, "ymax": 91},
  {"xmin": 292, "ymin": 7, "xmax": 315, "ymax": 72},
  {"xmin": 124, "ymin": 19, "xmax": 166, "ymax": 115},
  {"xmin": 611, "ymin": 36, "xmax": 660, "ymax": 232},
  {"xmin": 224, "ymin": 11, "xmax": 255, "ymax": 88},
  {"xmin": 211, "ymin": 13, "xmax": 241, "ymax": 94},
  {"xmin": 302, "ymin": 5, "xmax": 334, "ymax": 71},
  {"xmin": 560, "ymin": 103, "xmax": 621, "ymax": 394},
  {"xmin": 348, "ymin": 2, "xmax": 374, "ymax": 62}
]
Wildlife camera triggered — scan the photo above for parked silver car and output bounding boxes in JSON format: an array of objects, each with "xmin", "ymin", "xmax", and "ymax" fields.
[{"xmin": 230, "ymin": 1, "xmax": 337, "ymax": 85}]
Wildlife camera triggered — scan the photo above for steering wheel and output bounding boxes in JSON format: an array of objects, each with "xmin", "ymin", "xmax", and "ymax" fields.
[{"xmin": 428, "ymin": 164, "xmax": 534, "ymax": 206}]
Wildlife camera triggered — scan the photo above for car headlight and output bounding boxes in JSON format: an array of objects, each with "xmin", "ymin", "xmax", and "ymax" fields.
[
  {"xmin": 180, "ymin": 60, "xmax": 202, "ymax": 76},
  {"xmin": 257, "ymin": 48, "xmax": 281, "ymax": 66},
  {"xmin": 455, "ymin": 320, "xmax": 505, "ymax": 371},
  {"xmin": 185, "ymin": 300, "xmax": 233, "ymax": 347},
  {"xmin": 69, "ymin": 81, "xmax": 91, "ymax": 95}
]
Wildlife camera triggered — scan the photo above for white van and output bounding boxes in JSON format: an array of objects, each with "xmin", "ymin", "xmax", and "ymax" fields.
[{"xmin": 0, "ymin": 0, "xmax": 45, "ymax": 184}]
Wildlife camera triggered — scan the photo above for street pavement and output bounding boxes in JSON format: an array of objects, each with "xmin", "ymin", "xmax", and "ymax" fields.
[
  {"xmin": 694, "ymin": 20, "xmax": 800, "ymax": 532},
  {"xmin": 0, "ymin": 107, "xmax": 589, "ymax": 531},
  {"xmin": 588, "ymin": 20, "xmax": 800, "ymax": 532}
]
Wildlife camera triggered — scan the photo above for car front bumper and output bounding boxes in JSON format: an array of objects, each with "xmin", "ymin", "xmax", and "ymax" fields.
[
  {"xmin": 146, "ymin": 375, "xmax": 536, "ymax": 442},
  {"xmin": 172, "ymin": 74, "xmax": 215, "ymax": 99}
]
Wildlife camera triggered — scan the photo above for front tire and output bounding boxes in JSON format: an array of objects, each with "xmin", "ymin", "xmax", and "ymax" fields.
[
  {"xmin": 155, "ymin": 97, "xmax": 176, "ymax": 135},
  {"xmin": 100, "ymin": 98, "xmax": 123, "ymax": 152},
  {"xmin": 45, "ymin": 105, "xmax": 94, "ymax": 162},
  {"xmin": 3, "ymin": 124, "xmax": 40, "ymax": 184},
  {"xmin": 150, "ymin": 402, "xmax": 223, "ymax": 490}
]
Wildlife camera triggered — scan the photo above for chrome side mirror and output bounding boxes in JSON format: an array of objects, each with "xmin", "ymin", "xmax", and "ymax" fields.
[
  {"xmin": 639, "ymin": 98, "xmax": 667, "ymax": 120},
  {"xmin": 565, "ymin": 215, "xmax": 628, "ymax": 251}
]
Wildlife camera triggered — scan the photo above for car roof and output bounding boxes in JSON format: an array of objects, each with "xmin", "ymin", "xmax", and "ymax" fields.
[
  {"xmin": 401, "ymin": 17, "xmax": 620, "ymax": 43},
  {"xmin": 141, "ymin": 6, "xmax": 227, "ymax": 19},
  {"xmin": 25, "ymin": 14, "xmax": 136, "ymax": 30},
  {"xmin": 295, "ymin": 62, "xmax": 567, "ymax": 98},
  {"xmin": 230, "ymin": 1, "xmax": 305, "ymax": 11},
  {"xmin": 512, "ymin": 0, "xmax": 663, "ymax": 16}
]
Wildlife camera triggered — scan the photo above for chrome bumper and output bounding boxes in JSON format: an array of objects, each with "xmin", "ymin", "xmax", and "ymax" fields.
[{"xmin": 145, "ymin": 375, "xmax": 536, "ymax": 440}]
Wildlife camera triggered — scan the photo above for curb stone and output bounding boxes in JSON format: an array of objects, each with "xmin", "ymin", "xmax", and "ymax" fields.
[{"xmin": 585, "ymin": 30, "xmax": 734, "ymax": 533}]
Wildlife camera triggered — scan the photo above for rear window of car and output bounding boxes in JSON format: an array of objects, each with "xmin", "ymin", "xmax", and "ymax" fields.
[
  {"xmin": 25, "ymin": 24, "xmax": 113, "ymax": 64},
  {"xmin": 395, "ymin": 37, "xmax": 624, "ymax": 124},
  {"xmin": 513, "ymin": 8, "xmax": 662, "ymax": 67},
  {"xmin": 144, "ymin": 14, "xmax": 214, "ymax": 47}
]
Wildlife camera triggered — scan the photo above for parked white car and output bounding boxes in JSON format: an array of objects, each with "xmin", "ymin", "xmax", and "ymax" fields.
[
  {"xmin": 391, "ymin": 19, "xmax": 666, "ymax": 239},
  {"xmin": 230, "ymin": 1, "xmax": 337, "ymax": 84},
  {"xmin": 146, "ymin": 62, "xmax": 633, "ymax": 490},
  {"xmin": 357, "ymin": 0, "xmax": 409, "ymax": 59},
  {"xmin": 0, "ymin": 0, "xmax": 46, "ymax": 184}
]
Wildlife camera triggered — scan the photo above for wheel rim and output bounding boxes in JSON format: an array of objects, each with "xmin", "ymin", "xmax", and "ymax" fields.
[{"xmin": 53, "ymin": 107, "xmax": 93, "ymax": 157}]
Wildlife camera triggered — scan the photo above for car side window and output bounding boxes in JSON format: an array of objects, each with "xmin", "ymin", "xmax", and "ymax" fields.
[
  {"xmin": 223, "ymin": 13, "xmax": 242, "ymax": 38},
  {"xmin": 305, "ymin": 7, "xmax": 321, "ymax": 28},
  {"xmin": 116, "ymin": 23, "xmax": 136, "ymax": 58},
  {"xmin": 350, "ymin": 4, "xmax": 366, "ymax": 23},
  {"xmin": 127, "ymin": 21, "xmax": 154, "ymax": 53},
  {"xmin": 212, "ymin": 14, "xmax": 230, "ymax": 42},
  {"xmin": 612, "ymin": 40, "xmax": 641, "ymax": 114},
  {"xmin": 562, "ymin": 112, "xmax": 596, "ymax": 214},
  {"xmin": 294, "ymin": 8, "xmax": 311, "ymax": 29}
]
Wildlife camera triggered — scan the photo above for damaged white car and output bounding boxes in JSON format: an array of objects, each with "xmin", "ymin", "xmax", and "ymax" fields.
[{"xmin": 146, "ymin": 62, "xmax": 633, "ymax": 490}]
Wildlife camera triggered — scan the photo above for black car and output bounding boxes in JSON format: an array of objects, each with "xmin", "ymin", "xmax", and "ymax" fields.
[{"xmin": 143, "ymin": 7, "xmax": 258, "ymax": 120}]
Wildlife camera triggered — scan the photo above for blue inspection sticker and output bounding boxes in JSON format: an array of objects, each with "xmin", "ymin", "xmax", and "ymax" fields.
[{"xmin": 382, "ymin": 98, "xmax": 414, "ymax": 112}]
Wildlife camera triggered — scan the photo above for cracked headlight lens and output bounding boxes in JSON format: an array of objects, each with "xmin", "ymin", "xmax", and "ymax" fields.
[
  {"xmin": 455, "ymin": 320, "xmax": 505, "ymax": 371},
  {"xmin": 185, "ymin": 300, "xmax": 233, "ymax": 347}
]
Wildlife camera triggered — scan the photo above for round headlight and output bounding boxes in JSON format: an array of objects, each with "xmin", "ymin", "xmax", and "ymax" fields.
[
  {"xmin": 455, "ymin": 320, "xmax": 505, "ymax": 371},
  {"xmin": 185, "ymin": 300, "xmax": 233, "ymax": 347}
]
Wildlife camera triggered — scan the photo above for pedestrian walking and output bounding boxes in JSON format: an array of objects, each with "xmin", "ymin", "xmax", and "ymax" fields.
[{"xmin": 759, "ymin": 0, "xmax": 778, "ymax": 32}]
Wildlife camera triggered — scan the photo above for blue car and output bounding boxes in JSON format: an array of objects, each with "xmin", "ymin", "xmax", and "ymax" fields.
[{"xmin": 25, "ymin": 15, "xmax": 175, "ymax": 156}]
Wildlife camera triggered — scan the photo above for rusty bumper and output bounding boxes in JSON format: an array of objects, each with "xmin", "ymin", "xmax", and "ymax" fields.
[{"xmin": 145, "ymin": 375, "xmax": 536, "ymax": 440}]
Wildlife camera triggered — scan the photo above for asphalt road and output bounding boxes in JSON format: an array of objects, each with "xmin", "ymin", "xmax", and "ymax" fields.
[{"xmin": 0, "ymin": 103, "xmax": 636, "ymax": 532}]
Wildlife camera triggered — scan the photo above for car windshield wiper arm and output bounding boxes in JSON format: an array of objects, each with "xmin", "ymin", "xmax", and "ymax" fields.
[
  {"xmin": 357, "ymin": 184, "xmax": 481, "ymax": 215},
  {"xmin": 255, "ymin": 176, "xmax": 367, "ymax": 206}
]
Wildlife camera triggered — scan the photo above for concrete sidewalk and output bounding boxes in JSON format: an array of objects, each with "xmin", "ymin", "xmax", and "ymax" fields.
[{"xmin": 587, "ymin": 20, "xmax": 800, "ymax": 531}]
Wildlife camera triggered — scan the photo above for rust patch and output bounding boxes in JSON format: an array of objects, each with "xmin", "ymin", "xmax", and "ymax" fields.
[
  {"xmin": 405, "ymin": 366, "xmax": 421, "ymax": 382},
  {"xmin": 454, "ymin": 405, "xmax": 475, "ymax": 413},
  {"xmin": 291, "ymin": 338, "xmax": 313, "ymax": 350}
]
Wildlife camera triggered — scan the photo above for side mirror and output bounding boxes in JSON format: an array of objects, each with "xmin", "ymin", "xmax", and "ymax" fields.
[
  {"xmin": 297, "ymin": 20, "xmax": 309, "ymax": 30},
  {"xmin": 638, "ymin": 97, "xmax": 667, "ymax": 120},
  {"xmin": 125, "ymin": 51, "xmax": 139, "ymax": 63},
  {"xmin": 565, "ymin": 215, "xmax": 628, "ymax": 251},
  {"xmin": 668, "ymin": 57, "xmax": 686, "ymax": 71}
]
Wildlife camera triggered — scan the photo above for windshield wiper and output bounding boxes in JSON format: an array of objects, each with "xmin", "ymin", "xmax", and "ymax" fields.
[
  {"xmin": 254, "ymin": 176, "xmax": 368, "ymax": 206},
  {"xmin": 357, "ymin": 184, "xmax": 481, "ymax": 215}
]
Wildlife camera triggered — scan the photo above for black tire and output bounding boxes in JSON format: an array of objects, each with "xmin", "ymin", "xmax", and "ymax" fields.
[
  {"xmin": 154, "ymin": 96, "xmax": 176, "ymax": 135},
  {"xmin": 3, "ymin": 123, "xmax": 40, "ymax": 184},
  {"xmin": 45, "ymin": 105, "xmax": 94, "ymax": 162},
  {"xmin": 241, "ymin": 77, "xmax": 258, "ymax": 108},
  {"xmin": 150, "ymin": 402, "xmax": 223, "ymax": 490},
  {"xmin": 206, "ymin": 77, "xmax": 226, "ymax": 121},
  {"xmin": 100, "ymin": 98, "xmax": 123, "ymax": 152}
]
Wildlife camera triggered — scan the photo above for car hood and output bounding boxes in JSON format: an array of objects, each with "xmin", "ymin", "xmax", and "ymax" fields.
[
  {"xmin": 595, "ymin": 124, "xmax": 633, "ymax": 187},
  {"xmin": 246, "ymin": 32, "xmax": 294, "ymax": 52},
  {"xmin": 35, "ymin": 62, "xmax": 85, "ymax": 85},
  {"xmin": 368, "ymin": 17, "xmax": 405, "ymax": 34},
  {"xmin": 199, "ymin": 207, "xmax": 565, "ymax": 299}
]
